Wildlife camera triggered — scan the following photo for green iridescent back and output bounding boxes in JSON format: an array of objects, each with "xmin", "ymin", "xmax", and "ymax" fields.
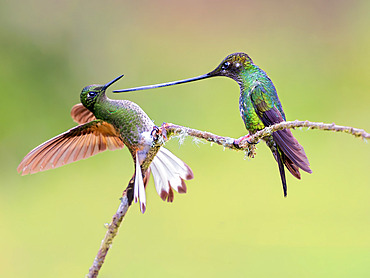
[
  {"xmin": 238, "ymin": 64, "xmax": 286, "ymax": 134},
  {"xmin": 93, "ymin": 96, "xmax": 155, "ymax": 148}
]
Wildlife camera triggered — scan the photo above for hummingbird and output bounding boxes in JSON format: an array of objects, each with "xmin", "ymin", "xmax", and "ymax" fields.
[
  {"xmin": 113, "ymin": 53, "xmax": 312, "ymax": 196},
  {"xmin": 17, "ymin": 75, "xmax": 193, "ymax": 213}
]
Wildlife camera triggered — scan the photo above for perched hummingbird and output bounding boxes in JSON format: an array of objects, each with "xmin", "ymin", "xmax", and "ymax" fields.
[
  {"xmin": 17, "ymin": 75, "xmax": 193, "ymax": 213},
  {"xmin": 113, "ymin": 53, "xmax": 312, "ymax": 196}
]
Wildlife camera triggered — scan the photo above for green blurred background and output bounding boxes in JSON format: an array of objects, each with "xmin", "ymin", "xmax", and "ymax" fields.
[{"xmin": 1, "ymin": 0, "xmax": 369, "ymax": 277}]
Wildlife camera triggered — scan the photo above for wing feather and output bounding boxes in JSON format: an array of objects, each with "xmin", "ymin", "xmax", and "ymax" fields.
[
  {"xmin": 70, "ymin": 103, "xmax": 96, "ymax": 124},
  {"xmin": 17, "ymin": 120, "xmax": 124, "ymax": 175},
  {"xmin": 250, "ymin": 84, "xmax": 312, "ymax": 174}
]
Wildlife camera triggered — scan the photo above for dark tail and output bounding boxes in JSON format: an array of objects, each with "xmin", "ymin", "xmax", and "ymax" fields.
[
  {"xmin": 272, "ymin": 128, "xmax": 312, "ymax": 174},
  {"xmin": 276, "ymin": 149, "xmax": 287, "ymax": 197},
  {"xmin": 266, "ymin": 129, "xmax": 312, "ymax": 196}
]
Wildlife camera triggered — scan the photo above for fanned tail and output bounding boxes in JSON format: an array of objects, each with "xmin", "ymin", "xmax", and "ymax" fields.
[
  {"xmin": 133, "ymin": 147, "xmax": 193, "ymax": 213},
  {"xmin": 150, "ymin": 147, "xmax": 194, "ymax": 202}
]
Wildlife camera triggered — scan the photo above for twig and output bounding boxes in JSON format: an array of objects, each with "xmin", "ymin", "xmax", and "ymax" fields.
[
  {"xmin": 87, "ymin": 119, "xmax": 368, "ymax": 277},
  {"xmin": 162, "ymin": 120, "xmax": 369, "ymax": 154},
  {"xmin": 87, "ymin": 179, "xmax": 134, "ymax": 278},
  {"xmin": 250, "ymin": 120, "xmax": 369, "ymax": 142}
]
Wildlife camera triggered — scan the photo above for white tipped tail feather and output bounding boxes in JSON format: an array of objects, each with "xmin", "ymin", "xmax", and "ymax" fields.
[
  {"xmin": 134, "ymin": 147, "xmax": 193, "ymax": 213},
  {"xmin": 134, "ymin": 156, "xmax": 147, "ymax": 213}
]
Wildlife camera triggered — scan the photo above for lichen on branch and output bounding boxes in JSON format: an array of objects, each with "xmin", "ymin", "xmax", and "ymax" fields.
[{"xmin": 161, "ymin": 120, "xmax": 369, "ymax": 156}]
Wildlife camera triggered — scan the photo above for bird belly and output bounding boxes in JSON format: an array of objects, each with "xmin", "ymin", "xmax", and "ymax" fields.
[
  {"xmin": 136, "ymin": 131, "xmax": 161, "ymax": 172},
  {"xmin": 239, "ymin": 95, "xmax": 264, "ymax": 133}
]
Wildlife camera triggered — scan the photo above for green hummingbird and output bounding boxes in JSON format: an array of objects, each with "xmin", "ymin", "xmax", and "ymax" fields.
[
  {"xmin": 17, "ymin": 75, "xmax": 193, "ymax": 213},
  {"xmin": 113, "ymin": 53, "xmax": 312, "ymax": 196}
]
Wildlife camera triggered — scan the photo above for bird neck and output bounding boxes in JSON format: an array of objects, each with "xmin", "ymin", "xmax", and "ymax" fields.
[
  {"xmin": 238, "ymin": 65, "xmax": 261, "ymax": 91},
  {"xmin": 89, "ymin": 93, "xmax": 109, "ymax": 114}
]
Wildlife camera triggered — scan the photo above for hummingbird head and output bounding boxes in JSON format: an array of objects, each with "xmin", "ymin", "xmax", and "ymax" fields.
[
  {"xmin": 207, "ymin": 52, "xmax": 254, "ymax": 81},
  {"xmin": 80, "ymin": 75, "xmax": 124, "ymax": 112},
  {"xmin": 80, "ymin": 85, "xmax": 104, "ymax": 112}
]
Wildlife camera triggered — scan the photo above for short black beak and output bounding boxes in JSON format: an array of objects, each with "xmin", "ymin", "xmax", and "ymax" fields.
[
  {"xmin": 104, "ymin": 74, "xmax": 124, "ymax": 89},
  {"xmin": 113, "ymin": 73, "xmax": 212, "ymax": 93}
]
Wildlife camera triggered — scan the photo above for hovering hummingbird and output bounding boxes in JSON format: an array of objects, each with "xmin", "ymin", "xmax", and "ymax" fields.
[
  {"xmin": 113, "ymin": 53, "xmax": 312, "ymax": 196},
  {"xmin": 17, "ymin": 75, "xmax": 193, "ymax": 213}
]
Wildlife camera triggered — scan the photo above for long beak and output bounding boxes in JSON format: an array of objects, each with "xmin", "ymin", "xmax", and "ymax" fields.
[
  {"xmin": 104, "ymin": 74, "xmax": 124, "ymax": 89},
  {"xmin": 113, "ymin": 73, "xmax": 212, "ymax": 93}
]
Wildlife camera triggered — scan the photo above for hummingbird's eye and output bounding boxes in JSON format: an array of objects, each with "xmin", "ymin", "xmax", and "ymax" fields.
[
  {"xmin": 221, "ymin": 61, "xmax": 230, "ymax": 70},
  {"xmin": 88, "ymin": 91, "xmax": 97, "ymax": 98}
]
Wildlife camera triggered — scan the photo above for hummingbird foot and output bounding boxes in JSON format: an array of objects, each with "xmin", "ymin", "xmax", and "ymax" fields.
[
  {"xmin": 151, "ymin": 125, "xmax": 170, "ymax": 148},
  {"xmin": 150, "ymin": 126, "xmax": 165, "ymax": 146},
  {"xmin": 234, "ymin": 135, "xmax": 259, "ymax": 148},
  {"xmin": 233, "ymin": 135, "xmax": 258, "ymax": 158},
  {"xmin": 159, "ymin": 122, "xmax": 172, "ymax": 141},
  {"xmin": 151, "ymin": 126, "xmax": 160, "ymax": 140}
]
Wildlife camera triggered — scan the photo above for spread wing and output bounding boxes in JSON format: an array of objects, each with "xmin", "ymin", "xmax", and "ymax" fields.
[
  {"xmin": 250, "ymin": 83, "xmax": 311, "ymax": 173},
  {"xmin": 17, "ymin": 120, "xmax": 124, "ymax": 175},
  {"xmin": 71, "ymin": 103, "xmax": 96, "ymax": 124}
]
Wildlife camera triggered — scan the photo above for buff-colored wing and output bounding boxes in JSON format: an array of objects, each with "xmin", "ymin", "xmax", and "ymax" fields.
[
  {"xmin": 17, "ymin": 120, "xmax": 124, "ymax": 175},
  {"xmin": 70, "ymin": 103, "xmax": 96, "ymax": 124}
]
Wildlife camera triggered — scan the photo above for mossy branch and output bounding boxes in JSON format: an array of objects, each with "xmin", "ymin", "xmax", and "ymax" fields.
[
  {"xmin": 87, "ymin": 120, "xmax": 368, "ymax": 277},
  {"xmin": 162, "ymin": 120, "xmax": 369, "ymax": 156}
]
